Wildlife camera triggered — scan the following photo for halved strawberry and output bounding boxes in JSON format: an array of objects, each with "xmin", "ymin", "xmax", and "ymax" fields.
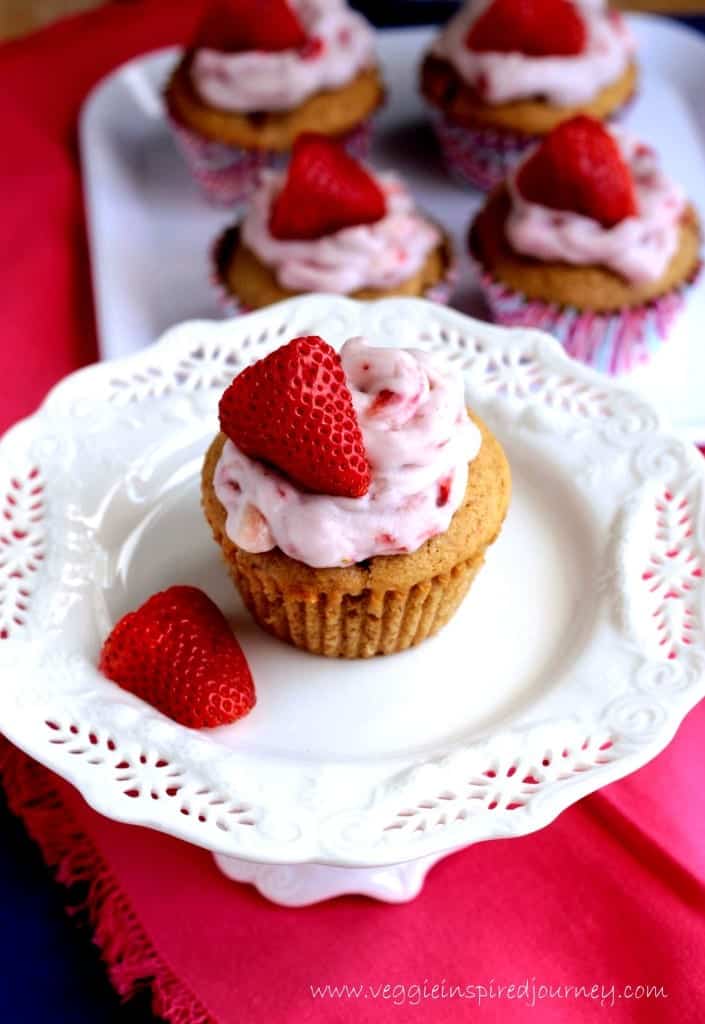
[
  {"xmin": 516, "ymin": 115, "xmax": 637, "ymax": 228},
  {"xmin": 466, "ymin": 0, "xmax": 586, "ymax": 57},
  {"xmin": 269, "ymin": 134, "xmax": 386, "ymax": 241},
  {"xmin": 219, "ymin": 335, "xmax": 371, "ymax": 498},
  {"xmin": 99, "ymin": 586, "xmax": 255, "ymax": 729},
  {"xmin": 194, "ymin": 0, "xmax": 307, "ymax": 54}
]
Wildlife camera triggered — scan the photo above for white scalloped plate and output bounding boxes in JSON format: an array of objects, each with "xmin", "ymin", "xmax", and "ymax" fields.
[{"xmin": 1, "ymin": 296, "xmax": 704, "ymax": 874}]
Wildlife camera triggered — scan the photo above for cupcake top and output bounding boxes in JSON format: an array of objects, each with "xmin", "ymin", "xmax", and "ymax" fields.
[
  {"xmin": 431, "ymin": 0, "xmax": 634, "ymax": 106},
  {"xmin": 504, "ymin": 116, "xmax": 686, "ymax": 284},
  {"xmin": 239, "ymin": 133, "xmax": 442, "ymax": 294},
  {"xmin": 190, "ymin": 0, "xmax": 376, "ymax": 113},
  {"xmin": 214, "ymin": 335, "xmax": 481, "ymax": 569}
]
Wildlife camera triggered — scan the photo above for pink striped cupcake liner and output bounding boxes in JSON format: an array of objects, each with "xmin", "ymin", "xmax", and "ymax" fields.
[
  {"xmin": 210, "ymin": 225, "xmax": 457, "ymax": 315},
  {"xmin": 430, "ymin": 90, "xmax": 638, "ymax": 193},
  {"xmin": 474, "ymin": 264, "xmax": 701, "ymax": 375},
  {"xmin": 168, "ymin": 116, "xmax": 375, "ymax": 208}
]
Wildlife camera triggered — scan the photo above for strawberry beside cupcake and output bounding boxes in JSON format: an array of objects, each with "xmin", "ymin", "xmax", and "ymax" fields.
[
  {"xmin": 470, "ymin": 116, "xmax": 701, "ymax": 373},
  {"xmin": 420, "ymin": 0, "xmax": 637, "ymax": 190},
  {"xmin": 213, "ymin": 133, "xmax": 455, "ymax": 310},
  {"xmin": 165, "ymin": 0, "xmax": 384, "ymax": 205}
]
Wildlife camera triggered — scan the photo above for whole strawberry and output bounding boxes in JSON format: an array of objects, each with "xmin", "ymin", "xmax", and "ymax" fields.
[
  {"xmin": 466, "ymin": 0, "xmax": 586, "ymax": 57},
  {"xmin": 517, "ymin": 115, "xmax": 638, "ymax": 228},
  {"xmin": 219, "ymin": 335, "xmax": 371, "ymax": 498},
  {"xmin": 269, "ymin": 133, "xmax": 387, "ymax": 241},
  {"xmin": 194, "ymin": 0, "xmax": 307, "ymax": 54},
  {"xmin": 99, "ymin": 586, "xmax": 255, "ymax": 728}
]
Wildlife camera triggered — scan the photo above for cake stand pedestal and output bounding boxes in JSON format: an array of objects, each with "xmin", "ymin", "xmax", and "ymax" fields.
[{"xmin": 212, "ymin": 852, "xmax": 449, "ymax": 906}]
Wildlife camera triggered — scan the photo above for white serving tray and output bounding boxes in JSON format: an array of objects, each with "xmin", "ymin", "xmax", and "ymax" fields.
[
  {"xmin": 80, "ymin": 17, "xmax": 705, "ymax": 441},
  {"xmin": 2, "ymin": 296, "xmax": 705, "ymax": 905}
]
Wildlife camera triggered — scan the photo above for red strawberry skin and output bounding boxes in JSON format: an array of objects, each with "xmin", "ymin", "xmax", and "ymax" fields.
[
  {"xmin": 194, "ymin": 0, "xmax": 307, "ymax": 54},
  {"xmin": 219, "ymin": 336, "xmax": 371, "ymax": 499},
  {"xmin": 269, "ymin": 133, "xmax": 386, "ymax": 241},
  {"xmin": 517, "ymin": 115, "xmax": 637, "ymax": 228},
  {"xmin": 99, "ymin": 586, "xmax": 255, "ymax": 729},
  {"xmin": 466, "ymin": 0, "xmax": 586, "ymax": 57}
]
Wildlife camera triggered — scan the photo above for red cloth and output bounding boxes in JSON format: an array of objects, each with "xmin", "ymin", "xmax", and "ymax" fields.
[{"xmin": 1, "ymin": 4, "xmax": 705, "ymax": 1022}]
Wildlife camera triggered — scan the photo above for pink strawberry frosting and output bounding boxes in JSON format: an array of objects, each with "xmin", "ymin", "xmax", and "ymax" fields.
[
  {"xmin": 431, "ymin": 0, "xmax": 634, "ymax": 106},
  {"xmin": 191, "ymin": 0, "xmax": 376, "ymax": 113},
  {"xmin": 240, "ymin": 171, "xmax": 442, "ymax": 293},
  {"xmin": 506, "ymin": 133, "xmax": 686, "ymax": 284},
  {"xmin": 213, "ymin": 338, "xmax": 481, "ymax": 568}
]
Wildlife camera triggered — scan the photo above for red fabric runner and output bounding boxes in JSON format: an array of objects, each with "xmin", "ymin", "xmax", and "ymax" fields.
[{"xmin": 1, "ymin": 3, "xmax": 705, "ymax": 1022}]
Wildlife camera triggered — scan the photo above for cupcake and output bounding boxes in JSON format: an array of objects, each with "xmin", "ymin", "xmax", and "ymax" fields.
[
  {"xmin": 420, "ymin": 0, "xmax": 637, "ymax": 190},
  {"xmin": 201, "ymin": 334, "xmax": 511, "ymax": 658},
  {"xmin": 165, "ymin": 0, "xmax": 384, "ymax": 205},
  {"xmin": 213, "ymin": 133, "xmax": 455, "ymax": 311},
  {"xmin": 470, "ymin": 116, "xmax": 701, "ymax": 374}
]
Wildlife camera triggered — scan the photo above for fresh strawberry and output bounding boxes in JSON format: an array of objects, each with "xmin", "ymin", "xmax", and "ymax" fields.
[
  {"xmin": 516, "ymin": 115, "xmax": 638, "ymax": 228},
  {"xmin": 194, "ymin": 0, "xmax": 307, "ymax": 54},
  {"xmin": 466, "ymin": 0, "xmax": 586, "ymax": 57},
  {"xmin": 99, "ymin": 586, "xmax": 255, "ymax": 729},
  {"xmin": 219, "ymin": 335, "xmax": 371, "ymax": 498},
  {"xmin": 269, "ymin": 134, "xmax": 386, "ymax": 241}
]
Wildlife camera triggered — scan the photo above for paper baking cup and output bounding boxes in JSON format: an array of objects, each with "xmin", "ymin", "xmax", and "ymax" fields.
[
  {"xmin": 475, "ymin": 266, "xmax": 701, "ymax": 375},
  {"xmin": 167, "ymin": 115, "xmax": 375, "ymax": 207},
  {"xmin": 210, "ymin": 225, "xmax": 458, "ymax": 315},
  {"xmin": 431, "ymin": 112, "xmax": 536, "ymax": 192}
]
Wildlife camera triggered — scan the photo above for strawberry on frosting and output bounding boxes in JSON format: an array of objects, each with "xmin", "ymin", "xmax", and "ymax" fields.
[
  {"xmin": 99, "ymin": 586, "xmax": 255, "ymax": 729},
  {"xmin": 466, "ymin": 0, "xmax": 587, "ymax": 57},
  {"xmin": 505, "ymin": 117, "xmax": 687, "ymax": 283},
  {"xmin": 219, "ymin": 335, "xmax": 372, "ymax": 499},
  {"xmin": 194, "ymin": 0, "xmax": 307, "ymax": 54},
  {"xmin": 516, "ymin": 115, "xmax": 637, "ymax": 227},
  {"xmin": 269, "ymin": 133, "xmax": 386, "ymax": 240}
]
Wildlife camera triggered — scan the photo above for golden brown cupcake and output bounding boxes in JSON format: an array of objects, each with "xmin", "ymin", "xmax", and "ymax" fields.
[
  {"xmin": 213, "ymin": 133, "xmax": 456, "ymax": 311},
  {"xmin": 202, "ymin": 334, "xmax": 510, "ymax": 658},
  {"xmin": 164, "ymin": 0, "xmax": 384, "ymax": 205},
  {"xmin": 470, "ymin": 116, "xmax": 701, "ymax": 373},
  {"xmin": 420, "ymin": 0, "xmax": 638, "ymax": 190}
]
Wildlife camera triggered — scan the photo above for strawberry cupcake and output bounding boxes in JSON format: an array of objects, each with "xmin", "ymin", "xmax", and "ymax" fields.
[
  {"xmin": 201, "ymin": 335, "xmax": 511, "ymax": 658},
  {"xmin": 165, "ymin": 0, "xmax": 384, "ymax": 205},
  {"xmin": 420, "ymin": 0, "xmax": 637, "ymax": 190},
  {"xmin": 470, "ymin": 116, "xmax": 701, "ymax": 373},
  {"xmin": 213, "ymin": 133, "xmax": 455, "ymax": 310}
]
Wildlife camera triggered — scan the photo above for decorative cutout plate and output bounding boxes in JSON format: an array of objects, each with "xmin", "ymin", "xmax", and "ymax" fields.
[{"xmin": 1, "ymin": 296, "xmax": 704, "ymax": 869}]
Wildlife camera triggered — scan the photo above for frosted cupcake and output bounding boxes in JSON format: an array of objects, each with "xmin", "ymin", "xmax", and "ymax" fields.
[
  {"xmin": 165, "ymin": 0, "xmax": 384, "ymax": 205},
  {"xmin": 202, "ymin": 335, "xmax": 511, "ymax": 658},
  {"xmin": 420, "ymin": 0, "xmax": 637, "ymax": 190},
  {"xmin": 470, "ymin": 116, "xmax": 701, "ymax": 373},
  {"xmin": 213, "ymin": 133, "xmax": 455, "ymax": 310}
]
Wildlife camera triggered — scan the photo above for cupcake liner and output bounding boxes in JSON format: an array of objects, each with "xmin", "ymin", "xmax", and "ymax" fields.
[
  {"xmin": 431, "ymin": 112, "xmax": 536, "ymax": 192},
  {"xmin": 228, "ymin": 551, "xmax": 484, "ymax": 658},
  {"xmin": 167, "ymin": 114, "xmax": 375, "ymax": 207},
  {"xmin": 210, "ymin": 225, "xmax": 458, "ymax": 315},
  {"xmin": 430, "ymin": 89, "xmax": 638, "ymax": 194},
  {"xmin": 474, "ymin": 263, "xmax": 702, "ymax": 375}
]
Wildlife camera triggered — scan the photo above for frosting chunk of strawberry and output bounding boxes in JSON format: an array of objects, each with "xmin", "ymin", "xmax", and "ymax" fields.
[
  {"xmin": 466, "ymin": 0, "xmax": 587, "ymax": 57},
  {"xmin": 269, "ymin": 133, "xmax": 386, "ymax": 241},
  {"xmin": 218, "ymin": 335, "xmax": 372, "ymax": 498},
  {"xmin": 194, "ymin": 0, "xmax": 308, "ymax": 54},
  {"xmin": 516, "ymin": 115, "xmax": 638, "ymax": 228}
]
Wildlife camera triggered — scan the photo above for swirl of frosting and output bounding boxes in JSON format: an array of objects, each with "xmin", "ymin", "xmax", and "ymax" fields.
[
  {"xmin": 213, "ymin": 338, "xmax": 481, "ymax": 568},
  {"xmin": 191, "ymin": 0, "xmax": 376, "ymax": 113},
  {"xmin": 506, "ymin": 133, "xmax": 686, "ymax": 283},
  {"xmin": 431, "ymin": 1, "xmax": 634, "ymax": 106},
  {"xmin": 240, "ymin": 171, "xmax": 442, "ymax": 293}
]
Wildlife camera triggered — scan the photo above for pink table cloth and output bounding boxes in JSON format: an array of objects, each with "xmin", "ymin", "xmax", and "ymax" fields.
[{"xmin": 1, "ymin": 2, "xmax": 704, "ymax": 1021}]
